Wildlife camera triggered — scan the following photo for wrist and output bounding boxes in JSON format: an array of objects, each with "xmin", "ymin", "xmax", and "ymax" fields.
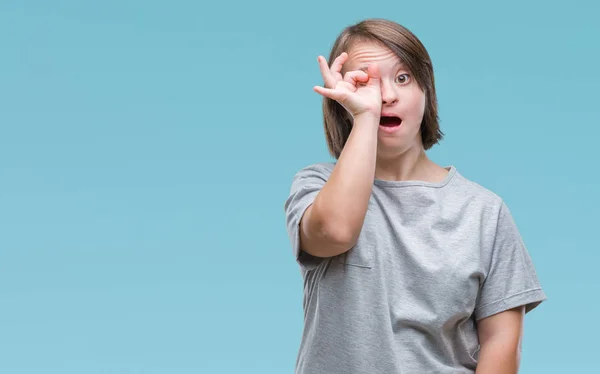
[{"xmin": 352, "ymin": 111, "xmax": 380, "ymax": 125}]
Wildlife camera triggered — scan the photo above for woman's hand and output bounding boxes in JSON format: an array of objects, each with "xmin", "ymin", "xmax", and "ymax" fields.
[{"xmin": 313, "ymin": 52, "xmax": 382, "ymax": 120}]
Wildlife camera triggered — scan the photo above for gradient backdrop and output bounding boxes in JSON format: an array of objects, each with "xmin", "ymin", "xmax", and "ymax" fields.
[{"xmin": 1, "ymin": 0, "xmax": 598, "ymax": 373}]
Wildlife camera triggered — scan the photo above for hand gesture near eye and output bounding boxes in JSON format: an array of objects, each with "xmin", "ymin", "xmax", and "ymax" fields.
[{"xmin": 313, "ymin": 52, "xmax": 382, "ymax": 120}]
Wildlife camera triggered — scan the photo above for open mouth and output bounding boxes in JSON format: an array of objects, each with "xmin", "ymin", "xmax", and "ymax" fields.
[{"xmin": 379, "ymin": 116, "xmax": 402, "ymax": 127}]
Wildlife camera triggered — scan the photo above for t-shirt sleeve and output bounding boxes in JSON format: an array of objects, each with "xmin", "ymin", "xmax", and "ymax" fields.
[
  {"xmin": 283, "ymin": 165, "xmax": 330, "ymax": 272},
  {"xmin": 474, "ymin": 201, "xmax": 547, "ymax": 321}
]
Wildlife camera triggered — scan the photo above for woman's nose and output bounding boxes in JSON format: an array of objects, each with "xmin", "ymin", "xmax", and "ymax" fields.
[{"xmin": 381, "ymin": 81, "xmax": 398, "ymax": 105}]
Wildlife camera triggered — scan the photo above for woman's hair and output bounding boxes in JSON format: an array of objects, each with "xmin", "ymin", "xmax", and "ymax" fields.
[{"xmin": 322, "ymin": 18, "xmax": 444, "ymax": 159}]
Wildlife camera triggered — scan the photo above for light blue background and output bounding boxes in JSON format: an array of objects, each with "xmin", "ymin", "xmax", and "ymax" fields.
[{"xmin": 1, "ymin": 0, "xmax": 598, "ymax": 373}]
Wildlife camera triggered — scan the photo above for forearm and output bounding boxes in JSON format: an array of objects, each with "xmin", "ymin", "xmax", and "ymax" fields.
[
  {"xmin": 475, "ymin": 338, "xmax": 521, "ymax": 374},
  {"xmin": 313, "ymin": 113, "xmax": 379, "ymax": 243}
]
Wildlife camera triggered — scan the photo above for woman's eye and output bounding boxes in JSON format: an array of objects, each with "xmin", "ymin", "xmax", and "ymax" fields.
[{"xmin": 396, "ymin": 74, "xmax": 410, "ymax": 84}]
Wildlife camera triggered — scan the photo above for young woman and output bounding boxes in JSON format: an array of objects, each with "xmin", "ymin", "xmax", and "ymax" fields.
[{"xmin": 284, "ymin": 18, "xmax": 546, "ymax": 373}]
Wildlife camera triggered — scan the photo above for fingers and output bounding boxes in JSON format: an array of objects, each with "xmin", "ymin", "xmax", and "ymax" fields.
[
  {"xmin": 343, "ymin": 70, "xmax": 369, "ymax": 86},
  {"xmin": 313, "ymin": 66, "xmax": 369, "ymax": 101},
  {"xmin": 314, "ymin": 52, "xmax": 371, "ymax": 102},
  {"xmin": 317, "ymin": 52, "xmax": 348, "ymax": 88},
  {"xmin": 317, "ymin": 56, "xmax": 336, "ymax": 88},
  {"xmin": 329, "ymin": 52, "xmax": 348, "ymax": 77},
  {"xmin": 313, "ymin": 85, "xmax": 345, "ymax": 102},
  {"xmin": 366, "ymin": 63, "xmax": 381, "ymax": 85}
]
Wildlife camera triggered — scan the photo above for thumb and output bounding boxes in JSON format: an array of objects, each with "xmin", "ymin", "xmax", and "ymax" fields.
[{"xmin": 366, "ymin": 63, "xmax": 381, "ymax": 86}]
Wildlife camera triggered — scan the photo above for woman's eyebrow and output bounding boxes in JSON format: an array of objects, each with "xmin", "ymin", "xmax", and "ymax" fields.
[{"xmin": 356, "ymin": 61, "xmax": 408, "ymax": 72}]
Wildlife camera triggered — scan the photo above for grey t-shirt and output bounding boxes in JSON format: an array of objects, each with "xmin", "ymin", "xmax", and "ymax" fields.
[{"xmin": 283, "ymin": 162, "xmax": 547, "ymax": 374}]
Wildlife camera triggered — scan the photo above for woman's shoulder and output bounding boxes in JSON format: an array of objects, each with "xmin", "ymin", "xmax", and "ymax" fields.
[
  {"xmin": 292, "ymin": 161, "xmax": 336, "ymax": 180},
  {"xmin": 451, "ymin": 168, "xmax": 504, "ymax": 208}
]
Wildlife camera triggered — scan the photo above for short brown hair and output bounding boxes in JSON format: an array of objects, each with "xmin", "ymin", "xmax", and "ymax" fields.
[{"xmin": 322, "ymin": 18, "xmax": 444, "ymax": 159}]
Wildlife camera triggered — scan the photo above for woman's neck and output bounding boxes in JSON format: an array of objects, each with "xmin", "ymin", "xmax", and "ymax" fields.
[{"xmin": 374, "ymin": 147, "xmax": 447, "ymax": 183}]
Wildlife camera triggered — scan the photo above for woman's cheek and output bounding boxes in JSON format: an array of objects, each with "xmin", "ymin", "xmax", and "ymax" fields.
[{"xmin": 412, "ymin": 89, "xmax": 426, "ymax": 119}]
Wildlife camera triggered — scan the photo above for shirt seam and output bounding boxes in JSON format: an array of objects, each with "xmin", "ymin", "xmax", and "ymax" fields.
[
  {"xmin": 474, "ymin": 287, "xmax": 544, "ymax": 311},
  {"xmin": 372, "ymin": 166, "xmax": 458, "ymax": 189}
]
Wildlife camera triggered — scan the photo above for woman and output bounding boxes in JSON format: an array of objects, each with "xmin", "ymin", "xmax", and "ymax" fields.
[{"xmin": 284, "ymin": 18, "xmax": 546, "ymax": 373}]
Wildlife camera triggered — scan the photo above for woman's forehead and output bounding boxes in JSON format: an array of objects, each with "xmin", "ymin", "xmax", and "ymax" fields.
[{"xmin": 344, "ymin": 42, "xmax": 406, "ymax": 72}]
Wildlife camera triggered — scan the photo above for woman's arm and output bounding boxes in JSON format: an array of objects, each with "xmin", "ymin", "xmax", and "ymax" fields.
[
  {"xmin": 475, "ymin": 306, "xmax": 525, "ymax": 374},
  {"xmin": 300, "ymin": 113, "xmax": 379, "ymax": 258}
]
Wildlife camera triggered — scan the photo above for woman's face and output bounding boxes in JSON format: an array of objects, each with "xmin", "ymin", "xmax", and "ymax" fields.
[{"xmin": 343, "ymin": 42, "xmax": 427, "ymax": 156}]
